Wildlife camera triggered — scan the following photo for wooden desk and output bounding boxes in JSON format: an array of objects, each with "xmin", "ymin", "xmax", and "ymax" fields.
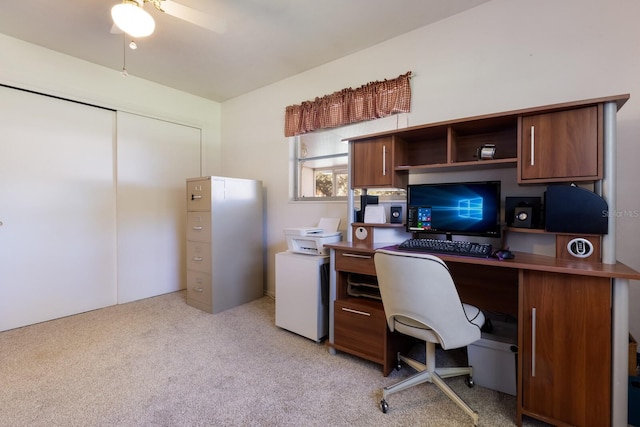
[{"xmin": 326, "ymin": 241, "xmax": 640, "ymax": 427}]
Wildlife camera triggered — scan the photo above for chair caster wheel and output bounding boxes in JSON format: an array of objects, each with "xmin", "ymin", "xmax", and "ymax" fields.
[
  {"xmin": 380, "ymin": 399, "xmax": 389, "ymax": 413},
  {"xmin": 465, "ymin": 376, "xmax": 475, "ymax": 388}
]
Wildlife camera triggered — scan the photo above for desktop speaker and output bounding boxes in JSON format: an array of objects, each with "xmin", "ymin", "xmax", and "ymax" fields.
[
  {"xmin": 352, "ymin": 225, "xmax": 373, "ymax": 246},
  {"xmin": 505, "ymin": 196, "xmax": 542, "ymax": 229},
  {"xmin": 545, "ymin": 185, "xmax": 608, "ymax": 234},
  {"xmin": 514, "ymin": 206, "xmax": 534, "ymax": 228},
  {"xmin": 390, "ymin": 206, "xmax": 403, "ymax": 224},
  {"xmin": 555, "ymin": 234, "xmax": 601, "ymax": 262}
]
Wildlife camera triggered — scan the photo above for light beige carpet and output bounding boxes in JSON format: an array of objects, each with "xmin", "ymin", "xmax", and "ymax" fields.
[{"xmin": 0, "ymin": 291, "xmax": 548, "ymax": 426}]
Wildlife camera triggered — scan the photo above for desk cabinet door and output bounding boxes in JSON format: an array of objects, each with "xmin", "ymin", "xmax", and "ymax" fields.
[
  {"xmin": 520, "ymin": 271, "xmax": 611, "ymax": 427},
  {"xmin": 519, "ymin": 106, "xmax": 600, "ymax": 183},
  {"xmin": 351, "ymin": 137, "xmax": 407, "ymax": 189}
]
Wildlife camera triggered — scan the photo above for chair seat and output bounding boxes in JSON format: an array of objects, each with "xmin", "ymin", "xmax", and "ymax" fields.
[{"xmin": 393, "ymin": 303, "xmax": 485, "ymax": 346}]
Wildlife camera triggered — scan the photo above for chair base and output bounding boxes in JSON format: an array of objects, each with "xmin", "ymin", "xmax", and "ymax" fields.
[{"xmin": 380, "ymin": 343, "xmax": 479, "ymax": 426}]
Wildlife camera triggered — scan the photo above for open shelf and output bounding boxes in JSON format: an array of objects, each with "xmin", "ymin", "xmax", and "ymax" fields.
[{"xmin": 396, "ymin": 157, "xmax": 517, "ymax": 173}]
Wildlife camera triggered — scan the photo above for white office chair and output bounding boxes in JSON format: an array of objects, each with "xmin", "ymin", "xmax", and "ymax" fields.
[{"xmin": 374, "ymin": 249, "xmax": 485, "ymax": 426}]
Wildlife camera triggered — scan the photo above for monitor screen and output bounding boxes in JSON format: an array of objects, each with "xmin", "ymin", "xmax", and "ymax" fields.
[{"xmin": 406, "ymin": 181, "xmax": 501, "ymax": 238}]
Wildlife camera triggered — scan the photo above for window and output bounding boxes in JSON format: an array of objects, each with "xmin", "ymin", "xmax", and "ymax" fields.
[
  {"xmin": 293, "ymin": 130, "xmax": 348, "ymax": 200},
  {"xmin": 291, "ymin": 116, "xmax": 409, "ymax": 202}
]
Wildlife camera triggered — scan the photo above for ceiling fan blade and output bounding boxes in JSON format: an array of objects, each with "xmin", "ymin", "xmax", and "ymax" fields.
[{"xmin": 160, "ymin": 0, "xmax": 227, "ymax": 34}]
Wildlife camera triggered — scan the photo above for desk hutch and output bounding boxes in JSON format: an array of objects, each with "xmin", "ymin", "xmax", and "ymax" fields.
[{"xmin": 326, "ymin": 94, "xmax": 640, "ymax": 427}]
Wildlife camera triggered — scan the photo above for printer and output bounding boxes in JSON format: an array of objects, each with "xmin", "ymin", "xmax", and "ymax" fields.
[{"xmin": 284, "ymin": 218, "xmax": 342, "ymax": 256}]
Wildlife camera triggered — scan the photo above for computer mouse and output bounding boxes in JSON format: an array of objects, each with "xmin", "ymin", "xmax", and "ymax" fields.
[{"xmin": 494, "ymin": 249, "xmax": 515, "ymax": 260}]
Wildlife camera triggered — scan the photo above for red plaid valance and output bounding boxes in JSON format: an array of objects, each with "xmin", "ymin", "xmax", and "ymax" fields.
[{"xmin": 284, "ymin": 72, "xmax": 412, "ymax": 137}]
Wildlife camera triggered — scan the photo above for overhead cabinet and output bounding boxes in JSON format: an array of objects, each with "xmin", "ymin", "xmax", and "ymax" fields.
[
  {"xmin": 351, "ymin": 136, "xmax": 407, "ymax": 189},
  {"xmin": 348, "ymin": 95, "xmax": 625, "ymax": 189},
  {"xmin": 519, "ymin": 106, "xmax": 601, "ymax": 183}
]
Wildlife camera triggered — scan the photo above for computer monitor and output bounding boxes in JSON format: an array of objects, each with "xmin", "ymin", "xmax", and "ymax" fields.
[{"xmin": 406, "ymin": 181, "xmax": 501, "ymax": 239}]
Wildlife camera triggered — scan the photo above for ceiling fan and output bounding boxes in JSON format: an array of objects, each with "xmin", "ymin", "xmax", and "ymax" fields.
[{"xmin": 111, "ymin": 0, "xmax": 227, "ymax": 38}]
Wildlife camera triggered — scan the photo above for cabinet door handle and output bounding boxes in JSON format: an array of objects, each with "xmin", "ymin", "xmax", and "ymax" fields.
[
  {"xmin": 191, "ymin": 194, "xmax": 203, "ymax": 200},
  {"xmin": 341, "ymin": 307, "xmax": 371, "ymax": 316},
  {"xmin": 192, "ymin": 226, "xmax": 203, "ymax": 230},
  {"xmin": 342, "ymin": 253, "xmax": 372, "ymax": 259},
  {"xmin": 192, "ymin": 256, "xmax": 203, "ymax": 262},
  {"xmin": 382, "ymin": 144, "xmax": 387, "ymax": 176},
  {"xmin": 531, "ymin": 307, "xmax": 537, "ymax": 377},
  {"xmin": 530, "ymin": 125, "xmax": 535, "ymax": 166}
]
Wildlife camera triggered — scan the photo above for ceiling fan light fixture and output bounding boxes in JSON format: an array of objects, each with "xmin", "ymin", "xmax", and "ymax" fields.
[{"xmin": 111, "ymin": 0, "xmax": 155, "ymax": 38}]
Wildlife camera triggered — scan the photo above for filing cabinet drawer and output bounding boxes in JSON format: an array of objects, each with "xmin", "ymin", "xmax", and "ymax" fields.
[
  {"xmin": 334, "ymin": 298, "xmax": 386, "ymax": 362},
  {"xmin": 186, "ymin": 241, "xmax": 212, "ymax": 273},
  {"xmin": 334, "ymin": 249, "xmax": 376, "ymax": 275},
  {"xmin": 187, "ymin": 211, "xmax": 212, "ymax": 243},
  {"xmin": 186, "ymin": 270, "xmax": 212, "ymax": 312},
  {"xmin": 186, "ymin": 178, "xmax": 211, "ymax": 211}
]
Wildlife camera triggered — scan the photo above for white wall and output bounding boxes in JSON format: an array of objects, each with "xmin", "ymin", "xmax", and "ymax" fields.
[
  {"xmin": 0, "ymin": 33, "xmax": 222, "ymax": 174},
  {"xmin": 221, "ymin": 0, "xmax": 640, "ymax": 338}
]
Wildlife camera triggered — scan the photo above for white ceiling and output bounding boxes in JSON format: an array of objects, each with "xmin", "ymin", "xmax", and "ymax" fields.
[{"xmin": 0, "ymin": 0, "xmax": 489, "ymax": 102}]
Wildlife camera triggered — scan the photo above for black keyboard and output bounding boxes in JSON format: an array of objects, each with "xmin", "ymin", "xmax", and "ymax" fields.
[{"xmin": 398, "ymin": 238, "xmax": 492, "ymax": 258}]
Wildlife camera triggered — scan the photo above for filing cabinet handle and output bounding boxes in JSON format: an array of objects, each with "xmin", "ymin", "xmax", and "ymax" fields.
[
  {"xmin": 342, "ymin": 253, "xmax": 372, "ymax": 259},
  {"xmin": 193, "ymin": 287, "xmax": 204, "ymax": 293},
  {"xmin": 192, "ymin": 256, "xmax": 203, "ymax": 262},
  {"xmin": 341, "ymin": 307, "xmax": 371, "ymax": 316},
  {"xmin": 192, "ymin": 226, "xmax": 203, "ymax": 230},
  {"xmin": 191, "ymin": 194, "xmax": 203, "ymax": 200}
]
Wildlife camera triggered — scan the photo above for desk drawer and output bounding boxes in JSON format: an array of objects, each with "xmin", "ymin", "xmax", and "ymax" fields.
[
  {"xmin": 334, "ymin": 250, "xmax": 376, "ymax": 275},
  {"xmin": 334, "ymin": 299, "xmax": 385, "ymax": 362}
]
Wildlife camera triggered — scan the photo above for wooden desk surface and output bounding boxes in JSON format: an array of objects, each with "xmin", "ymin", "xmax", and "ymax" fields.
[{"xmin": 326, "ymin": 241, "xmax": 640, "ymax": 280}]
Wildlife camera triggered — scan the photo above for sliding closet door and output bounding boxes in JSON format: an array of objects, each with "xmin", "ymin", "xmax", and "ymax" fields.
[
  {"xmin": 0, "ymin": 87, "xmax": 117, "ymax": 332},
  {"xmin": 116, "ymin": 112, "xmax": 201, "ymax": 303}
]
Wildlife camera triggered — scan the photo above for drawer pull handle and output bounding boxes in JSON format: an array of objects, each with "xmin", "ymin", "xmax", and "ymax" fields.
[
  {"xmin": 193, "ymin": 287, "xmax": 204, "ymax": 293},
  {"xmin": 192, "ymin": 226, "xmax": 203, "ymax": 230},
  {"xmin": 192, "ymin": 256, "xmax": 203, "ymax": 262},
  {"xmin": 191, "ymin": 194, "xmax": 203, "ymax": 200},
  {"xmin": 531, "ymin": 307, "xmax": 537, "ymax": 377},
  {"xmin": 342, "ymin": 253, "xmax": 372, "ymax": 259},
  {"xmin": 341, "ymin": 307, "xmax": 371, "ymax": 316}
]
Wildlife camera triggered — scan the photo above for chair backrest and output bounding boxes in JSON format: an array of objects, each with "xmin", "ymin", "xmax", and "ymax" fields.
[{"xmin": 374, "ymin": 249, "xmax": 481, "ymax": 350}]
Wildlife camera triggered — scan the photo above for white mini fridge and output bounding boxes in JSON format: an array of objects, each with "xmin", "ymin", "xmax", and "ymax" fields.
[{"xmin": 275, "ymin": 251, "xmax": 329, "ymax": 342}]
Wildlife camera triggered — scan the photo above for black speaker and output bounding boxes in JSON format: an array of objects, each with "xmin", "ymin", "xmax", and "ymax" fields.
[
  {"xmin": 505, "ymin": 196, "xmax": 542, "ymax": 228},
  {"xmin": 356, "ymin": 195, "xmax": 379, "ymax": 222},
  {"xmin": 513, "ymin": 206, "xmax": 533, "ymax": 228},
  {"xmin": 545, "ymin": 185, "xmax": 608, "ymax": 234},
  {"xmin": 390, "ymin": 206, "xmax": 403, "ymax": 224}
]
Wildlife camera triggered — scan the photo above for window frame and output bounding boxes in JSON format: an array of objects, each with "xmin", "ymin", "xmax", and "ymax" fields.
[{"xmin": 292, "ymin": 135, "xmax": 349, "ymax": 202}]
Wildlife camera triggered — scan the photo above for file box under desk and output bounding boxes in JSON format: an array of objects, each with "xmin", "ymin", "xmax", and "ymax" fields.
[{"xmin": 467, "ymin": 317, "xmax": 518, "ymax": 396}]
